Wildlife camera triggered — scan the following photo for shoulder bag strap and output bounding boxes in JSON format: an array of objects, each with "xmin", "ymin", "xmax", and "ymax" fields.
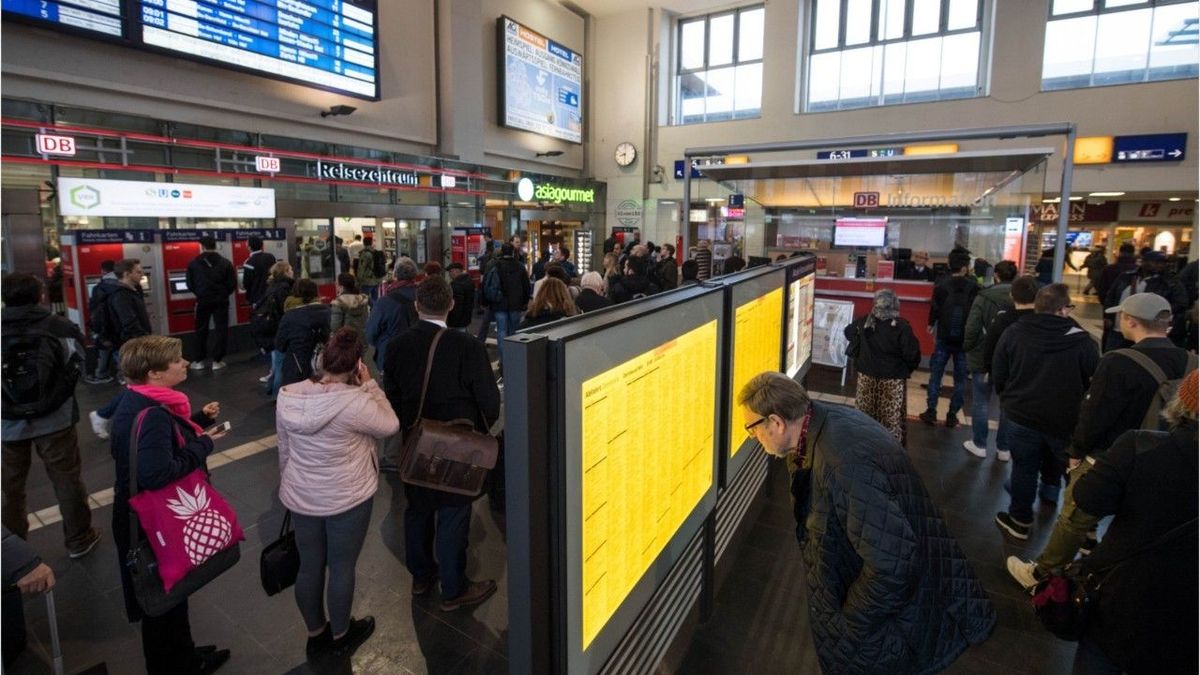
[
  {"xmin": 408, "ymin": 328, "xmax": 447, "ymax": 431},
  {"xmin": 1114, "ymin": 348, "xmax": 1168, "ymax": 385},
  {"xmin": 127, "ymin": 406, "xmax": 158, "ymax": 546}
]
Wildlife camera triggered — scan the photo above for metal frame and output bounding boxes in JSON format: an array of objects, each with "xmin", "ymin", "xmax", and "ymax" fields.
[
  {"xmin": 682, "ymin": 123, "xmax": 1079, "ymax": 283},
  {"xmin": 1048, "ymin": 0, "xmax": 1192, "ymax": 20}
]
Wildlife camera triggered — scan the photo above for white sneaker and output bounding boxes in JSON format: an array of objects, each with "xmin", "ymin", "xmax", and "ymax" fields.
[
  {"xmin": 211, "ymin": 361, "xmax": 227, "ymax": 370},
  {"xmin": 1006, "ymin": 556, "xmax": 1041, "ymax": 592},
  {"xmin": 996, "ymin": 449, "xmax": 1012, "ymax": 462},
  {"xmin": 89, "ymin": 410, "xmax": 110, "ymax": 440},
  {"xmin": 189, "ymin": 361, "xmax": 207, "ymax": 370},
  {"xmin": 258, "ymin": 373, "xmax": 272, "ymax": 383},
  {"xmin": 962, "ymin": 440, "xmax": 987, "ymax": 458}
]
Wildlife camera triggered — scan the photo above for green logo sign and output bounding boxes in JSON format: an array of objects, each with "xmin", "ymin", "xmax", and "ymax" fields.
[
  {"xmin": 534, "ymin": 183, "xmax": 595, "ymax": 204},
  {"xmin": 70, "ymin": 184, "xmax": 100, "ymax": 210}
]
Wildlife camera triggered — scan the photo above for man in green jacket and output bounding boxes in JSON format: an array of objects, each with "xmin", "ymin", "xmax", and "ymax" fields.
[{"xmin": 962, "ymin": 260, "xmax": 1017, "ymax": 460}]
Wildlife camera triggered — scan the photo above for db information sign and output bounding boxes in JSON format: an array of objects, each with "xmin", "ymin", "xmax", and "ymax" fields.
[
  {"xmin": 36, "ymin": 134, "xmax": 77, "ymax": 156},
  {"xmin": 255, "ymin": 156, "xmax": 281, "ymax": 173},
  {"xmin": 853, "ymin": 192, "xmax": 880, "ymax": 208}
]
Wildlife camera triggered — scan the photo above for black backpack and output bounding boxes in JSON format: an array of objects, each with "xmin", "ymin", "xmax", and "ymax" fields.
[
  {"xmin": 88, "ymin": 287, "xmax": 116, "ymax": 343},
  {"xmin": 372, "ymin": 250, "xmax": 387, "ymax": 279},
  {"xmin": 938, "ymin": 279, "xmax": 975, "ymax": 344},
  {"xmin": 1, "ymin": 329, "xmax": 79, "ymax": 420}
]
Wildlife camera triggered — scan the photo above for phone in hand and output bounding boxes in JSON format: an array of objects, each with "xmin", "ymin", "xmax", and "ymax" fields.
[{"xmin": 206, "ymin": 421, "xmax": 232, "ymax": 435}]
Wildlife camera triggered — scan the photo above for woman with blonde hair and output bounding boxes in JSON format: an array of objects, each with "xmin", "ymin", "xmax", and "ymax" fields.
[{"xmin": 519, "ymin": 277, "xmax": 577, "ymax": 329}]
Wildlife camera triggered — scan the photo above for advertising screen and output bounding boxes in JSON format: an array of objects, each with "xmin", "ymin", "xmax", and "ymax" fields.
[
  {"xmin": 497, "ymin": 16, "xmax": 583, "ymax": 143},
  {"xmin": 3, "ymin": 0, "xmax": 123, "ymax": 38},
  {"xmin": 785, "ymin": 261, "xmax": 817, "ymax": 378},
  {"xmin": 728, "ymin": 285, "xmax": 784, "ymax": 459},
  {"xmin": 833, "ymin": 218, "xmax": 888, "ymax": 248}
]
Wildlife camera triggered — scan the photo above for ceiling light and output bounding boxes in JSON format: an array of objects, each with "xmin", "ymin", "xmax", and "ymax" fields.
[
  {"xmin": 1088, "ymin": 191, "xmax": 1125, "ymax": 197},
  {"xmin": 1169, "ymin": 197, "xmax": 1182, "ymax": 202},
  {"xmin": 1042, "ymin": 196, "xmax": 1083, "ymax": 203}
]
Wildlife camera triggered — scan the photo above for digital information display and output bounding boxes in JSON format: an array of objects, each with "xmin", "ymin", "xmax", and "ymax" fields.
[
  {"xmin": 580, "ymin": 319, "xmax": 716, "ymax": 649},
  {"xmin": 834, "ymin": 217, "xmax": 888, "ymax": 248},
  {"xmin": 498, "ymin": 16, "xmax": 583, "ymax": 143},
  {"xmin": 3, "ymin": 0, "xmax": 122, "ymax": 37},
  {"xmin": 786, "ymin": 274, "xmax": 815, "ymax": 378},
  {"xmin": 140, "ymin": 0, "xmax": 378, "ymax": 99},
  {"xmin": 728, "ymin": 287, "xmax": 783, "ymax": 458}
]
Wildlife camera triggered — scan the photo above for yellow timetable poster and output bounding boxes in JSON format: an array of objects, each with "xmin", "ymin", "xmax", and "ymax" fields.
[
  {"xmin": 729, "ymin": 287, "xmax": 783, "ymax": 458},
  {"xmin": 580, "ymin": 320, "xmax": 717, "ymax": 650}
]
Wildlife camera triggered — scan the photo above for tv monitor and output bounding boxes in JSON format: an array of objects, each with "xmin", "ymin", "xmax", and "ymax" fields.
[
  {"xmin": 833, "ymin": 218, "xmax": 887, "ymax": 248},
  {"xmin": 497, "ymin": 16, "xmax": 583, "ymax": 143}
]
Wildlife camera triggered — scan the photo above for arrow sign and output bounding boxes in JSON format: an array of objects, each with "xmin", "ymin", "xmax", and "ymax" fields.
[{"xmin": 1112, "ymin": 132, "xmax": 1187, "ymax": 163}]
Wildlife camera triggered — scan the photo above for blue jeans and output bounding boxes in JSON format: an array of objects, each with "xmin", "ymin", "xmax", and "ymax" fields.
[
  {"xmin": 926, "ymin": 340, "xmax": 967, "ymax": 413},
  {"xmin": 363, "ymin": 284, "xmax": 379, "ymax": 308},
  {"xmin": 403, "ymin": 485, "xmax": 471, "ymax": 600},
  {"xmin": 269, "ymin": 350, "xmax": 285, "ymax": 396},
  {"xmin": 292, "ymin": 499, "xmax": 373, "ymax": 637},
  {"xmin": 970, "ymin": 373, "xmax": 1009, "ymax": 449},
  {"xmin": 474, "ymin": 307, "xmax": 495, "ymax": 341},
  {"xmin": 494, "ymin": 310, "xmax": 523, "ymax": 365},
  {"xmin": 1006, "ymin": 419, "xmax": 1069, "ymax": 523},
  {"xmin": 95, "ymin": 346, "xmax": 117, "ymax": 379}
]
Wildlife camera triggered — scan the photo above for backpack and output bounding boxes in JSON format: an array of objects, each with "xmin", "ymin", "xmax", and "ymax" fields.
[
  {"xmin": 1114, "ymin": 349, "xmax": 1199, "ymax": 430},
  {"xmin": 483, "ymin": 264, "xmax": 504, "ymax": 305},
  {"xmin": 88, "ymin": 287, "xmax": 116, "ymax": 343},
  {"xmin": 1, "ymin": 328, "xmax": 79, "ymax": 420},
  {"xmin": 358, "ymin": 249, "xmax": 381, "ymax": 285},
  {"xmin": 372, "ymin": 250, "xmax": 386, "ymax": 279},
  {"xmin": 937, "ymin": 279, "xmax": 975, "ymax": 344}
]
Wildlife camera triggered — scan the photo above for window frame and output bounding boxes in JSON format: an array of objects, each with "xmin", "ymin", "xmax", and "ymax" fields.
[
  {"xmin": 809, "ymin": 0, "xmax": 984, "ymax": 55},
  {"xmin": 1047, "ymin": 0, "xmax": 1191, "ymax": 20},
  {"xmin": 673, "ymin": 4, "xmax": 766, "ymax": 125}
]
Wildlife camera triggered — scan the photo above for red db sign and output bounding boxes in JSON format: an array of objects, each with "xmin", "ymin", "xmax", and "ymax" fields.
[
  {"xmin": 35, "ymin": 134, "xmax": 76, "ymax": 156},
  {"xmin": 255, "ymin": 156, "xmax": 281, "ymax": 173},
  {"xmin": 854, "ymin": 191, "xmax": 880, "ymax": 208}
]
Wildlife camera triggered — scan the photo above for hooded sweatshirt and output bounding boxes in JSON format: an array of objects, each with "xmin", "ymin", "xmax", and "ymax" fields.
[
  {"xmin": 275, "ymin": 378, "xmax": 399, "ymax": 516},
  {"xmin": 991, "ymin": 313, "xmax": 1100, "ymax": 440}
]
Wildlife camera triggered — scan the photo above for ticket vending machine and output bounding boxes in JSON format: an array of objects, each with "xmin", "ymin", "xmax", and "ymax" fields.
[
  {"xmin": 60, "ymin": 230, "xmax": 165, "ymax": 339},
  {"xmin": 451, "ymin": 227, "xmax": 489, "ymax": 282},
  {"xmin": 231, "ymin": 228, "xmax": 288, "ymax": 323},
  {"xmin": 160, "ymin": 230, "xmax": 234, "ymax": 335}
]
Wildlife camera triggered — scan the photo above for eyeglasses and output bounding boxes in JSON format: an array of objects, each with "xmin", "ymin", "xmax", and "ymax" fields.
[{"xmin": 744, "ymin": 417, "xmax": 768, "ymax": 436}]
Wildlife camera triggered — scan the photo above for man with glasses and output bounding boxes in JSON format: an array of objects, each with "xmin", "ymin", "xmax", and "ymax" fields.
[
  {"xmin": 991, "ymin": 283, "xmax": 1099, "ymax": 541},
  {"xmin": 738, "ymin": 372, "xmax": 994, "ymax": 675}
]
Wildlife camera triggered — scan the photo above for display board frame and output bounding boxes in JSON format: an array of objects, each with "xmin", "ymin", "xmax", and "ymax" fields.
[
  {"xmin": 778, "ymin": 254, "xmax": 818, "ymax": 381},
  {"xmin": 496, "ymin": 14, "xmax": 584, "ymax": 144}
]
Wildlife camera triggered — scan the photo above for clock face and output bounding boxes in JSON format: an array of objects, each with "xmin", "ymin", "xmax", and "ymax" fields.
[{"xmin": 615, "ymin": 142, "xmax": 637, "ymax": 167}]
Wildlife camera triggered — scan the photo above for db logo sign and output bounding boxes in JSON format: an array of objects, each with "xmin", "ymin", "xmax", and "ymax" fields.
[
  {"xmin": 854, "ymin": 191, "xmax": 880, "ymax": 208},
  {"xmin": 255, "ymin": 156, "xmax": 281, "ymax": 173},
  {"xmin": 36, "ymin": 134, "xmax": 76, "ymax": 156}
]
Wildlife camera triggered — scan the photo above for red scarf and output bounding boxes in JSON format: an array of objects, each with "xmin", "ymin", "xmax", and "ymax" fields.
[
  {"xmin": 127, "ymin": 384, "xmax": 206, "ymax": 435},
  {"xmin": 791, "ymin": 406, "xmax": 814, "ymax": 465}
]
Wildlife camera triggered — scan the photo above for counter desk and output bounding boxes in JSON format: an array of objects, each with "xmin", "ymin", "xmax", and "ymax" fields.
[{"xmin": 813, "ymin": 277, "xmax": 936, "ymax": 357}]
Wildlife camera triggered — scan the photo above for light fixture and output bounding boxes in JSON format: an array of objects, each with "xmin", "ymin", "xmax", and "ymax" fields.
[
  {"xmin": 1169, "ymin": 197, "xmax": 1182, "ymax": 202},
  {"xmin": 1088, "ymin": 191, "xmax": 1125, "ymax": 197},
  {"xmin": 321, "ymin": 105, "xmax": 357, "ymax": 118},
  {"xmin": 1041, "ymin": 196, "xmax": 1084, "ymax": 203},
  {"xmin": 536, "ymin": 150, "xmax": 564, "ymax": 158}
]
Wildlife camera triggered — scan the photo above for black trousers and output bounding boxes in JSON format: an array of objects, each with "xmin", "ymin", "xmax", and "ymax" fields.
[
  {"xmin": 193, "ymin": 300, "xmax": 230, "ymax": 362},
  {"xmin": 142, "ymin": 600, "xmax": 197, "ymax": 675}
]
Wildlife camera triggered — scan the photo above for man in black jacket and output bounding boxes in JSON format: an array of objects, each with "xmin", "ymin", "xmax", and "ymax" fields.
[
  {"xmin": 492, "ymin": 243, "xmax": 531, "ymax": 363},
  {"xmin": 185, "ymin": 236, "xmax": 236, "ymax": 370},
  {"xmin": 607, "ymin": 255, "xmax": 659, "ymax": 304},
  {"xmin": 1102, "ymin": 250, "xmax": 1188, "ymax": 351},
  {"xmin": 241, "ymin": 235, "xmax": 276, "ymax": 308},
  {"xmin": 103, "ymin": 258, "xmax": 153, "ymax": 351},
  {"xmin": 738, "ymin": 372, "xmax": 994, "ymax": 674},
  {"xmin": 919, "ymin": 251, "xmax": 978, "ymax": 428},
  {"xmin": 981, "ymin": 276, "xmax": 1038, "ymax": 375},
  {"xmin": 383, "ymin": 277, "xmax": 500, "ymax": 611},
  {"xmin": 85, "ymin": 260, "xmax": 122, "ymax": 384},
  {"xmin": 992, "ymin": 283, "xmax": 1100, "ymax": 541},
  {"xmin": 446, "ymin": 262, "xmax": 475, "ymax": 330}
]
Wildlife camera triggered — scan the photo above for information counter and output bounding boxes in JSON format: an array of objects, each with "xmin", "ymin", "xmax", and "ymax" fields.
[{"xmin": 813, "ymin": 277, "xmax": 936, "ymax": 356}]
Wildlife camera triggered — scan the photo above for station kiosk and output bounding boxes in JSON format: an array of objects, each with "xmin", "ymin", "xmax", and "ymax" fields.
[{"xmin": 60, "ymin": 230, "xmax": 165, "ymax": 339}]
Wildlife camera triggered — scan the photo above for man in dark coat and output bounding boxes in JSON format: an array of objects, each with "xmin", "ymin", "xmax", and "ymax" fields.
[
  {"xmin": 738, "ymin": 372, "xmax": 995, "ymax": 674},
  {"xmin": 103, "ymin": 258, "xmax": 153, "ymax": 349},
  {"xmin": 446, "ymin": 262, "xmax": 475, "ymax": 329},
  {"xmin": 1102, "ymin": 250, "xmax": 1189, "ymax": 351},
  {"xmin": 240, "ymin": 235, "xmax": 276, "ymax": 307},
  {"xmin": 607, "ymin": 255, "xmax": 659, "ymax": 304},
  {"xmin": 492, "ymin": 243, "xmax": 532, "ymax": 361},
  {"xmin": 365, "ymin": 257, "xmax": 420, "ymax": 370},
  {"xmin": 383, "ymin": 277, "xmax": 501, "ymax": 611},
  {"xmin": 185, "ymin": 235, "xmax": 237, "ymax": 369}
]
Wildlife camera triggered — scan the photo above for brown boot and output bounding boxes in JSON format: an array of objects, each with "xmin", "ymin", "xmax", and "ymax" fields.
[{"xmin": 440, "ymin": 580, "xmax": 497, "ymax": 611}]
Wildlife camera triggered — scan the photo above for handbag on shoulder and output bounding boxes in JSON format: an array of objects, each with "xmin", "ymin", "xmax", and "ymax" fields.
[
  {"xmin": 126, "ymin": 406, "xmax": 243, "ymax": 618},
  {"xmin": 399, "ymin": 329, "xmax": 499, "ymax": 496},
  {"xmin": 260, "ymin": 511, "xmax": 300, "ymax": 596}
]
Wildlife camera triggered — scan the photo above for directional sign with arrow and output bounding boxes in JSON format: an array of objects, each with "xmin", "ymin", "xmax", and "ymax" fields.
[{"xmin": 1112, "ymin": 133, "xmax": 1187, "ymax": 163}]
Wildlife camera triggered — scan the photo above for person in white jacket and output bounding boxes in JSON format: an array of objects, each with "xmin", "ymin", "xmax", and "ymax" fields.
[{"xmin": 276, "ymin": 327, "xmax": 399, "ymax": 660}]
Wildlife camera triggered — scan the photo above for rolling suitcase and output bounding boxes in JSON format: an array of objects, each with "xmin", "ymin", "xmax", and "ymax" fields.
[{"xmin": 45, "ymin": 589, "xmax": 63, "ymax": 675}]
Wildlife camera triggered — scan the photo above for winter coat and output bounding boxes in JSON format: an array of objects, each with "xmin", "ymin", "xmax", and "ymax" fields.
[
  {"xmin": 330, "ymin": 293, "xmax": 370, "ymax": 334},
  {"xmin": 655, "ymin": 258, "xmax": 679, "ymax": 290},
  {"xmin": 448, "ymin": 274, "xmax": 476, "ymax": 329},
  {"xmin": 241, "ymin": 250, "xmax": 276, "ymax": 306},
  {"xmin": 492, "ymin": 256, "xmax": 531, "ymax": 312},
  {"xmin": 274, "ymin": 303, "xmax": 332, "ymax": 387},
  {"xmin": 608, "ymin": 274, "xmax": 659, "ymax": 304},
  {"xmin": 185, "ymin": 251, "xmax": 236, "ymax": 304},
  {"xmin": 88, "ymin": 276, "xmax": 122, "ymax": 342},
  {"xmin": 110, "ymin": 390, "xmax": 215, "ymax": 621},
  {"xmin": 1034, "ymin": 256, "xmax": 1054, "ymax": 285},
  {"xmin": 927, "ymin": 275, "xmax": 979, "ymax": 346},
  {"xmin": 365, "ymin": 282, "xmax": 418, "ymax": 368},
  {"xmin": 844, "ymin": 315, "xmax": 921, "ymax": 380},
  {"xmin": 1069, "ymin": 337, "xmax": 1193, "ymax": 458},
  {"xmin": 963, "ymin": 283, "xmax": 1013, "ymax": 373},
  {"xmin": 519, "ymin": 310, "xmax": 570, "ymax": 330},
  {"xmin": 1073, "ymin": 424, "xmax": 1198, "ymax": 675},
  {"xmin": 0, "ymin": 305, "xmax": 85, "ymax": 441},
  {"xmin": 1082, "ymin": 251, "xmax": 1107, "ymax": 280},
  {"xmin": 981, "ymin": 307, "xmax": 1032, "ymax": 374},
  {"xmin": 1097, "ymin": 255, "xmax": 1138, "ymax": 305},
  {"xmin": 1103, "ymin": 269, "xmax": 1189, "ymax": 317},
  {"xmin": 575, "ymin": 288, "xmax": 613, "ymax": 313},
  {"xmin": 992, "ymin": 313, "xmax": 1100, "ymax": 440},
  {"xmin": 106, "ymin": 283, "xmax": 152, "ymax": 346},
  {"xmin": 795, "ymin": 402, "xmax": 995, "ymax": 674},
  {"xmin": 276, "ymin": 379, "xmax": 398, "ymax": 517}
]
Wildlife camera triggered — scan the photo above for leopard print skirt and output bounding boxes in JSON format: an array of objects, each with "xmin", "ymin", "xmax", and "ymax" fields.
[{"xmin": 855, "ymin": 374, "xmax": 908, "ymax": 448}]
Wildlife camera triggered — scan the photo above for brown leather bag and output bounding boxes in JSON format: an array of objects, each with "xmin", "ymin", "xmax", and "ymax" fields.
[{"xmin": 399, "ymin": 329, "xmax": 499, "ymax": 496}]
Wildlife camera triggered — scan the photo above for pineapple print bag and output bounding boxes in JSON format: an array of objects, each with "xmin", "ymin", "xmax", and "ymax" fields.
[{"xmin": 127, "ymin": 406, "xmax": 244, "ymax": 617}]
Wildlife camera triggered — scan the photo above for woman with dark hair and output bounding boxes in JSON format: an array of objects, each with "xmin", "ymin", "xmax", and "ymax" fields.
[
  {"xmin": 844, "ymin": 288, "xmax": 922, "ymax": 446},
  {"xmin": 255, "ymin": 261, "xmax": 294, "ymax": 388},
  {"xmin": 274, "ymin": 279, "xmax": 331, "ymax": 389},
  {"xmin": 520, "ymin": 277, "xmax": 577, "ymax": 329},
  {"xmin": 330, "ymin": 273, "xmax": 369, "ymax": 334},
  {"xmin": 276, "ymin": 328, "xmax": 399, "ymax": 659}
]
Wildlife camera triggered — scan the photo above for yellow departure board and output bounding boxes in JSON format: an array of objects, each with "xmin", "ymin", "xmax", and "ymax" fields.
[
  {"xmin": 729, "ymin": 287, "xmax": 784, "ymax": 457},
  {"xmin": 580, "ymin": 320, "xmax": 718, "ymax": 650}
]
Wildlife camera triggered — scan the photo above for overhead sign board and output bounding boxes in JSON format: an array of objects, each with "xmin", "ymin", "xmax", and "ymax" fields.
[
  {"xmin": 497, "ymin": 16, "xmax": 583, "ymax": 143},
  {"xmin": 58, "ymin": 178, "xmax": 276, "ymax": 218},
  {"xmin": 1112, "ymin": 133, "xmax": 1187, "ymax": 163},
  {"xmin": 36, "ymin": 133, "xmax": 77, "ymax": 156},
  {"xmin": 3, "ymin": 0, "xmax": 123, "ymax": 38},
  {"xmin": 674, "ymin": 156, "xmax": 726, "ymax": 179},
  {"xmin": 1118, "ymin": 201, "xmax": 1196, "ymax": 222},
  {"xmin": 816, "ymin": 147, "xmax": 902, "ymax": 160}
]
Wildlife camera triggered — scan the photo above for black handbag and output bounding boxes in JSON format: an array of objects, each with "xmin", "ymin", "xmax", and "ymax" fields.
[
  {"xmin": 260, "ymin": 511, "xmax": 300, "ymax": 596},
  {"xmin": 125, "ymin": 407, "xmax": 241, "ymax": 618}
]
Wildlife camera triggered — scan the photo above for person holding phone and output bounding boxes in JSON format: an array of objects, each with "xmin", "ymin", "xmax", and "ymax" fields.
[
  {"xmin": 275, "ymin": 327, "xmax": 399, "ymax": 659},
  {"xmin": 107, "ymin": 335, "xmax": 231, "ymax": 675}
]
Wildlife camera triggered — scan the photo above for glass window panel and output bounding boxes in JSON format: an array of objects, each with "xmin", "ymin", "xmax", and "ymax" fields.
[
  {"xmin": 709, "ymin": 14, "xmax": 736, "ymax": 66},
  {"xmin": 838, "ymin": 46, "xmax": 875, "ymax": 101},
  {"xmin": 912, "ymin": 0, "xmax": 941, "ymax": 35},
  {"xmin": 870, "ymin": 44, "xmax": 885, "ymax": 99},
  {"xmin": 939, "ymin": 31, "xmax": 980, "ymax": 89},
  {"xmin": 808, "ymin": 51, "xmax": 842, "ymax": 104},
  {"xmin": 1052, "ymin": 0, "xmax": 1095, "ymax": 14},
  {"xmin": 1042, "ymin": 15, "xmax": 1098, "ymax": 82},
  {"xmin": 1093, "ymin": 8, "xmax": 1152, "ymax": 81},
  {"xmin": 904, "ymin": 36, "xmax": 943, "ymax": 94},
  {"xmin": 1148, "ymin": 2, "xmax": 1200, "ymax": 79},
  {"xmin": 947, "ymin": 0, "xmax": 979, "ymax": 30},
  {"xmin": 1104, "ymin": 0, "xmax": 1146, "ymax": 7},
  {"xmin": 702, "ymin": 66, "xmax": 736, "ymax": 117},
  {"xmin": 734, "ymin": 63, "xmax": 763, "ymax": 112},
  {"xmin": 879, "ymin": 0, "xmax": 907, "ymax": 40},
  {"xmin": 882, "ymin": 41, "xmax": 909, "ymax": 95},
  {"xmin": 845, "ymin": 0, "xmax": 873, "ymax": 45},
  {"xmin": 680, "ymin": 19, "xmax": 706, "ymax": 70},
  {"xmin": 738, "ymin": 8, "xmax": 765, "ymax": 61},
  {"xmin": 813, "ymin": 0, "xmax": 841, "ymax": 50}
]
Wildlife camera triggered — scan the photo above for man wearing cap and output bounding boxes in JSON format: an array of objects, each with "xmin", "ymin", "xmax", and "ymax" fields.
[
  {"xmin": 445, "ymin": 262, "xmax": 475, "ymax": 331},
  {"xmin": 1102, "ymin": 250, "xmax": 1188, "ymax": 351},
  {"xmin": 1006, "ymin": 293, "xmax": 1196, "ymax": 589}
]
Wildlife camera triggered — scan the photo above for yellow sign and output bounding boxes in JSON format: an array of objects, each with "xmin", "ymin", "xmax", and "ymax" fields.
[
  {"xmin": 729, "ymin": 287, "xmax": 784, "ymax": 458},
  {"xmin": 903, "ymin": 143, "xmax": 959, "ymax": 155},
  {"xmin": 1074, "ymin": 136, "xmax": 1114, "ymax": 165},
  {"xmin": 580, "ymin": 320, "xmax": 717, "ymax": 649}
]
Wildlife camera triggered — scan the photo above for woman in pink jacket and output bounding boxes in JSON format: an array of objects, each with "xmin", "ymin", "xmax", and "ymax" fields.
[{"xmin": 275, "ymin": 327, "xmax": 399, "ymax": 659}]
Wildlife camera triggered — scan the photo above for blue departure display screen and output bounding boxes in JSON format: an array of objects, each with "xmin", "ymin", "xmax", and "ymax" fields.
[{"xmin": 2, "ymin": 0, "xmax": 123, "ymax": 38}]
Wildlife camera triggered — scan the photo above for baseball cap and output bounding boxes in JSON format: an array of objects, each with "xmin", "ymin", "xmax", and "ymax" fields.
[
  {"xmin": 1104, "ymin": 292, "xmax": 1172, "ymax": 319},
  {"xmin": 1141, "ymin": 250, "xmax": 1168, "ymax": 262}
]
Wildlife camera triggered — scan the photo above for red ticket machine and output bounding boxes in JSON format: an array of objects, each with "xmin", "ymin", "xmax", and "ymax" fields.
[
  {"xmin": 231, "ymin": 228, "xmax": 288, "ymax": 323},
  {"xmin": 60, "ymin": 230, "xmax": 164, "ymax": 339},
  {"xmin": 451, "ymin": 227, "xmax": 489, "ymax": 282},
  {"xmin": 160, "ymin": 230, "xmax": 234, "ymax": 335}
]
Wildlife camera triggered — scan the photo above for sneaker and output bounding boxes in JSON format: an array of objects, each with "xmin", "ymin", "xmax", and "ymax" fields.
[
  {"xmin": 83, "ymin": 374, "xmax": 113, "ymax": 385},
  {"xmin": 918, "ymin": 409, "xmax": 938, "ymax": 426},
  {"xmin": 258, "ymin": 373, "xmax": 272, "ymax": 383},
  {"xmin": 211, "ymin": 361, "xmax": 227, "ymax": 370},
  {"xmin": 996, "ymin": 449, "xmax": 1011, "ymax": 462},
  {"xmin": 995, "ymin": 512, "xmax": 1031, "ymax": 541},
  {"xmin": 945, "ymin": 411, "xmax": 960, "ymax": 429},
  {"xmin": 440, "ymin": 579, "xmax": 497, "ymax": 611},
  {"xmin": 89, "ymin": 410, "xmax": 111, "ymax": 440},
  {"xmin": 68, "ymin": 529, "xmax": 102, "ymax": 559},
  {"xmin": 1006, "ymin": 556, "xmax": 1044, "ymax": 591},
  {"xmin": 305, "ymin": 624, "xmax": 332, "ymax": 657},
  {"xmin": 330, "ymin": 616, "xmax": 375, "ymax": 657},
  {"xmin": 189, "ymin": 361, "xmax": 207, "ymax": 371},
  {"xmin": 962, "ymin": 440, "xmax": 987, "ymax": 458}
]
